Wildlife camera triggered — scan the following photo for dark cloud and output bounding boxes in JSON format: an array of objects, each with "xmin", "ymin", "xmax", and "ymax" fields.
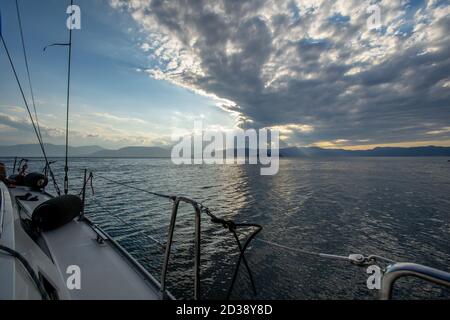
[
  {"xmin": 111, "ymin": 0, "xmax": 450, "ymax": 146},
  {"xmin": 0, "ymin": 114, "xmax": 32, "ymax": 132},
  {"xmin": 0, "ymin": 112, "xmax": 66, "ymax": 140}
]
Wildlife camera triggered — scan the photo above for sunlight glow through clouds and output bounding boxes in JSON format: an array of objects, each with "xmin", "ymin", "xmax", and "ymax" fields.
[
  {"xmin": 1, "ymin": 0, "xmax": 449, "ymax": 149},
  {"xmin": 107, "ymin": 0, "xmax": 450, "ymax": 148}
]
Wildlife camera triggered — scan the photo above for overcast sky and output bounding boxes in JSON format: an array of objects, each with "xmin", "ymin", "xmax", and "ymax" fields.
[{"xmin": 1, "ymin": 0, "xmax": 449, "ymax": 149}]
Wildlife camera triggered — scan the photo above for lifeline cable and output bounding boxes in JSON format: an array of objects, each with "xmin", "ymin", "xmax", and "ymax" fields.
[
  {"xmin": 92, "ymin": 173, "xmax": 262, "ymax": 299},
  {"xmin": 89, "ymin": 173, "xmax": 398, "ymax": 297}
]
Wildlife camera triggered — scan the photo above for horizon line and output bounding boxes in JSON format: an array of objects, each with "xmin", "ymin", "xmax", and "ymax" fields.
[{"xmin": 1, "ymin": 143, "xmax": 450, "ymax": 152}]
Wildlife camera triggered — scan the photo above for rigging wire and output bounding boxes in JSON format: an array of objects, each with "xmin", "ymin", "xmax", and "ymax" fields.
[
  {"xmin": 94, "ymin": 174, "xmax": 397, "ymax": 266},
  {"xmin": 254, "ymin": 238, "xmax": 397, "ymax": 264},
  {"xmin": 15, "ymin": 0, "xmax": 42, "ymax": 141},
  {"xmin": 199, "ymin": 205, "xmax": 262, "ymax": 298},
  {"xmin": 255, "ymin": 238, "xmax": 348, "ymax": 260},
  {"xmin": 12, "ymin": 0, "xmax": 61, "ymax": 195},
  {"xmin": 87, "ymin": 173, "xmax": 398, "ymax": 299},
  {"xmin": 89, "ymin": 196, "xmax": 167, "ymax": 249},
  {"xmin": 95, "ymin": 174, "xmax": 174, "ymax": 200},
  {"xmin": 92, "ymin": 173, "xmax": 262, "ymax": 299},
  {"xmin": 79, "ymin": 172, "xmax": 166, "ymax": 248},
  {"xmin": 0, "ymin": 32, "xmax": 61, "ymax": 195},
  {"xmin": 64, "ymin": 0, "xmax": 74, "ymax": 195}
]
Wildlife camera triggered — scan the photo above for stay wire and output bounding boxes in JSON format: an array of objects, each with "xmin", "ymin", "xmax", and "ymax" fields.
[
  {"xmin": 95, "ymin": 174, "xmax": 174, "ymax": 200},
  {"xmin": 254, "ymin": 238, "xmax": 397, "ymax": 264},
  {"xmin": 92, "ymin": 173, "xmax": 262, "ymax": 299},
  {"xmin": 87, "ymin": 174, "xmax": 397, "ymax": 297},
  {"xmin": 0, "ymin": 34, "xmax": 61, "ymax": 195},
  {"xmin": 88, "ymin": 195, "xmax": 166, "ymax": 249},
  {"xmin": 15, "ymin": 0, "xmax": 42, "ymax": 141},
  {"xmin": 64, "ymin": 0, "xmax": 74, "ymax": 195}
]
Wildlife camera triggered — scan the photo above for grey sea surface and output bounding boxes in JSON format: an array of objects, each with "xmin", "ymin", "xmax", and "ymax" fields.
[{"xmin": 2, "ymin": 157, "xmax": 449, "ymax": 300}]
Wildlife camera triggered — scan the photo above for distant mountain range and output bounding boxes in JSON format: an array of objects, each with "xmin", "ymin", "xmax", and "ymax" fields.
[
  {"xmin": 90, "ymin": 146, "xmax": 170, "ymax": 158},
  {"xmin": 0, "ymin": 144, "xmax": 450, "ymax": 158},
  {"xmin": 0, "ymin": 144, "xmax": 170, "ymax": 158},
  {"xmin": 0, "ymin": 144, "xmax": 105, "ymax": 157},
  {"xmin": 280, "ymin": 146, "xmax": 450, "ymax": 157}
]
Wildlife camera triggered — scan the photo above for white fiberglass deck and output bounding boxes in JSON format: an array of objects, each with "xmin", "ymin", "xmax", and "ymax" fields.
[
  {"xmin": 2, "ymin": 184, "xmax": 163, "ymax": 300},
  {"xmin": 43, "ymin": 218, "xmax": 161, "ymax": 300}
]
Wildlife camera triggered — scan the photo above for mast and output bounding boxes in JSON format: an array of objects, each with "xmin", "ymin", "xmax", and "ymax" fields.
[{"xmin": 64, "ymin": 0, "xmax": 74, "ymax": 195}]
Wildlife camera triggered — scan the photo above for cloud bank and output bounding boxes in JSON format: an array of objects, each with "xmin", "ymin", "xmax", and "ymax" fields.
[
  {"xmin": 0, "ymin": 106, "xmax": 171, "ymax": 148},
  {"xmin": 110, "ymin": 0, "xmax": 450, "ymax": 147}
]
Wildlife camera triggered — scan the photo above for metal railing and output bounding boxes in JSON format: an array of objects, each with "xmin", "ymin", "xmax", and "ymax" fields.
[
  {"xmin": 158, "ymin": 196, "xmax": 262, "ymax": 300},
  {"xmin": 380, "ymin": 263, "xmax": 450, "ymax": 300},
  {"xmin": 90, "ymin": 173, "xmax": 262, "ymax": 301},
  {"xmin": 86, "ymin": 172, "xmax": 450, "ymax": 301},
  {"xmin": 160, "ymin": 196, "xmax": 202, "ymax": 300},
  {"xmin": 0, "ymin": 188, "xmax": 4, "ymax": 237}
]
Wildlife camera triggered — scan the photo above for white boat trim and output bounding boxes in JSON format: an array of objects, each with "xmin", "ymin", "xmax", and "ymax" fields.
[{"xmin": 0, "ymin": 181, "xmax": 175, "ymax": 300}]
